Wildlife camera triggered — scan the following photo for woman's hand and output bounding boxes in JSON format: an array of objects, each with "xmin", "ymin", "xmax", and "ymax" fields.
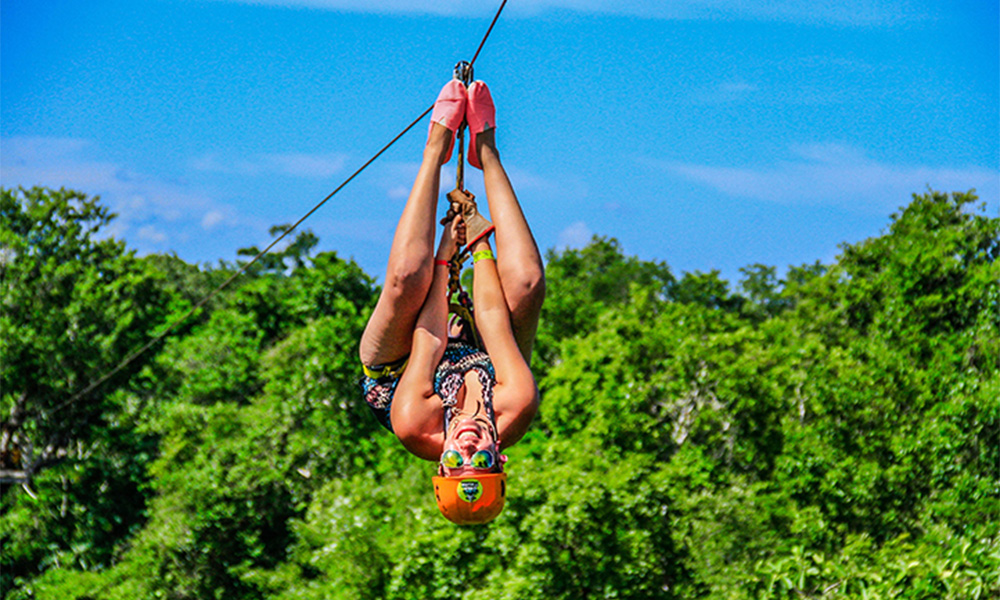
[{"xmin": 436, "ymin": 215, "xmax": 467, "ymax": 262}]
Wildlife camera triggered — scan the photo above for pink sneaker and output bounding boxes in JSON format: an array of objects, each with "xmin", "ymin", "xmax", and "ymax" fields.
[
  {"xmin": 428, "ymin": 80, "xmax": 468, "ymax": 162},
  {"xmin": 465, "ymin": 81, "xmax": 496, "ymax": 170}
]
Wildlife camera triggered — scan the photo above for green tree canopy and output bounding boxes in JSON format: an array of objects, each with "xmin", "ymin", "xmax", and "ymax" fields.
[{"xmin": 3, "ymin": 188, "xmax": 997, "ymax": 600}]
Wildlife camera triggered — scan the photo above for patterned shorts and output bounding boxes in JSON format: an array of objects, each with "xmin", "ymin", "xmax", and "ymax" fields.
[{"xmin": 359, "ymin": 356, "xmax": 408, "ymax": 432}]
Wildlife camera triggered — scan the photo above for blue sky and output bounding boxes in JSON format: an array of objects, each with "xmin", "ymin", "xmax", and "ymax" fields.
[{"xmin": 3, "ymin": 0, "xmax": 997, "ymax": 286}]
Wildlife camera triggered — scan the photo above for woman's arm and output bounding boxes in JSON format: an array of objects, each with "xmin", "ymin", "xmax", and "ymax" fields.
[
  {"xmin": 390, "ymin": 218, "xmax": 465, "ymax": 459},
  {"xmin": 470, "ymin": 239, "xmax": 539, "ymax": 448}
]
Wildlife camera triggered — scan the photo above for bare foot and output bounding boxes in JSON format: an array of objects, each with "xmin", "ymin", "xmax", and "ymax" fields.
[
  {"xmin": 473, "ymin": 127, "xmax": 499, "ymax": 166},
  {"xmin": 426, "ymin": 122, "xmax": 454, "ymax": 165}
]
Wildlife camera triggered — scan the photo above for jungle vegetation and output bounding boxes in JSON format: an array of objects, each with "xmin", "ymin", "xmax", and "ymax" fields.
[{"xmin": 1, "ymin": 186, "xmax": 997, "ymax": 599}]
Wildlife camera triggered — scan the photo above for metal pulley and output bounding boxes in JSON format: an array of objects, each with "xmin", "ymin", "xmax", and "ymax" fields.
[{"xmin": 453, "ymin": 60, "xmax": 474, "ymax": 86}]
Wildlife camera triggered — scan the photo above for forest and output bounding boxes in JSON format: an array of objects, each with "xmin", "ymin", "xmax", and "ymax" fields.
[{"xmin": 1, "ymin": 186, "xmax": 997, "ymax": 599}]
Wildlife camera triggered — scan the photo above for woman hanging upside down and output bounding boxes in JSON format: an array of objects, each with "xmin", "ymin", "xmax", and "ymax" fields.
[{"xmin": 359, "ymin": 79, "xmax": 544, "ymax": 525}]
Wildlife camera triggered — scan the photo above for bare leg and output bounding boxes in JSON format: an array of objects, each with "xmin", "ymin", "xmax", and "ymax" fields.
[
  {"xmin": 475, "ymin": 129, "xmax": 545, "ymax": 363},
  {"xmin": 359, "ymin": 124, "xmax": 451, "ymax": 366}
]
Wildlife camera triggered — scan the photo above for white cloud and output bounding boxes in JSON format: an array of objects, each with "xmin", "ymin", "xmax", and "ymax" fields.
[
  {"xmin": 137, "ymin": 225, "xmax": 169, "ymax": 243},
  {"xmin": 266, "ymin": 153, "xmax": 346, "ymax": 179},
  {"xmin": 557, "ymin": 221, "xmax": 593, "ymax": 249},
  {"xmin": 659, "ymin": 143, "xmax": 999, "ymax": 214},
  {"xmin": 1, "ymin": 136, "xmax": 237, "ymax": 252},
  {"xmin": 2, "ymin": 137, "xmax": 126, "ymax": 192},
  {"xmin": 201, "ymin": 211, "xmax": 226, "ymax": 229},
  {"xmin": 208, "ymin": 0, "xmax": 928, "ymax": 26},
  {"xmin": 692, "ymin": 79, "xmax": 760, "ymax": 104}
]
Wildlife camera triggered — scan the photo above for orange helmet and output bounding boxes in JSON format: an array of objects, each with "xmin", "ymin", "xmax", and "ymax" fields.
[{"xmin": 432, "ymin": 472, "xmax": 507, "ymax": 525}]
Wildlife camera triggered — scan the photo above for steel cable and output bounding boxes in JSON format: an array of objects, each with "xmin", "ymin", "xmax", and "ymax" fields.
[{"xmin": 51, "ymin": 0, "xmax": 509, "ymax": 416}]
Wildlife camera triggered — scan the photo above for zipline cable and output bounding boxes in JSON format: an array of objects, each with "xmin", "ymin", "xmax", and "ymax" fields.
[
  {"xmin": 52, "ymin": 0, "xmax": 509, "ymax": 416},
  {"xmin": 52, "ymin": 108, "xmax": 431, "ymax": 415},
  {"xmin": 469, "ymin": 0, "xmax": 507, "ymax": 67}
]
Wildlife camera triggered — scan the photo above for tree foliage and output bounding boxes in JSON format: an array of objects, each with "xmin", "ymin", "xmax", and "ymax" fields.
[
  {"xmin": 2, "ymin": 187, "xmax": 997, "ymax": 599},
  {"xmin": 1, "ymin": 188, "xmax": 174, "ymax": 591}
]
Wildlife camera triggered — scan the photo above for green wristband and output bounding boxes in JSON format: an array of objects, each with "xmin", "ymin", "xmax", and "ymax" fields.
[{"xmin": 472, "ymin": 249, "xmax": 495, "ymax": 264}]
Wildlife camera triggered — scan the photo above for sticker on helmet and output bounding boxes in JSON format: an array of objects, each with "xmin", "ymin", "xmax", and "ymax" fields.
[{"xmin": 459, "ymin": 479, "xmax": 483, "ymax": 503}]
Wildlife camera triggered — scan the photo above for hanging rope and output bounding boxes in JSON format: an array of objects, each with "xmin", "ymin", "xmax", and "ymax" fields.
[
  {"xmin": 51, "ymin": 0, "xmax": 509, "ymax": 416},
  {"xmin": 446, "ymin": 255, "xmax": 482, "ymax": 350}
]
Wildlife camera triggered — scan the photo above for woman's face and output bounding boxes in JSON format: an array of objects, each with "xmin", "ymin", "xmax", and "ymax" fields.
[{"xmin": 440, "ymin": 417, "xmax": 498, "ymax": 477}]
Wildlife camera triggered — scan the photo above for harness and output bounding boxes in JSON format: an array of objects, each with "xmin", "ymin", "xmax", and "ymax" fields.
[
  {"xmin": 443, "ymin": 258, "xmax": 484, "ymax": 350},
  {"xmin": 361, "ymin": 356, "xmax": 408, "ymax": 380}
]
